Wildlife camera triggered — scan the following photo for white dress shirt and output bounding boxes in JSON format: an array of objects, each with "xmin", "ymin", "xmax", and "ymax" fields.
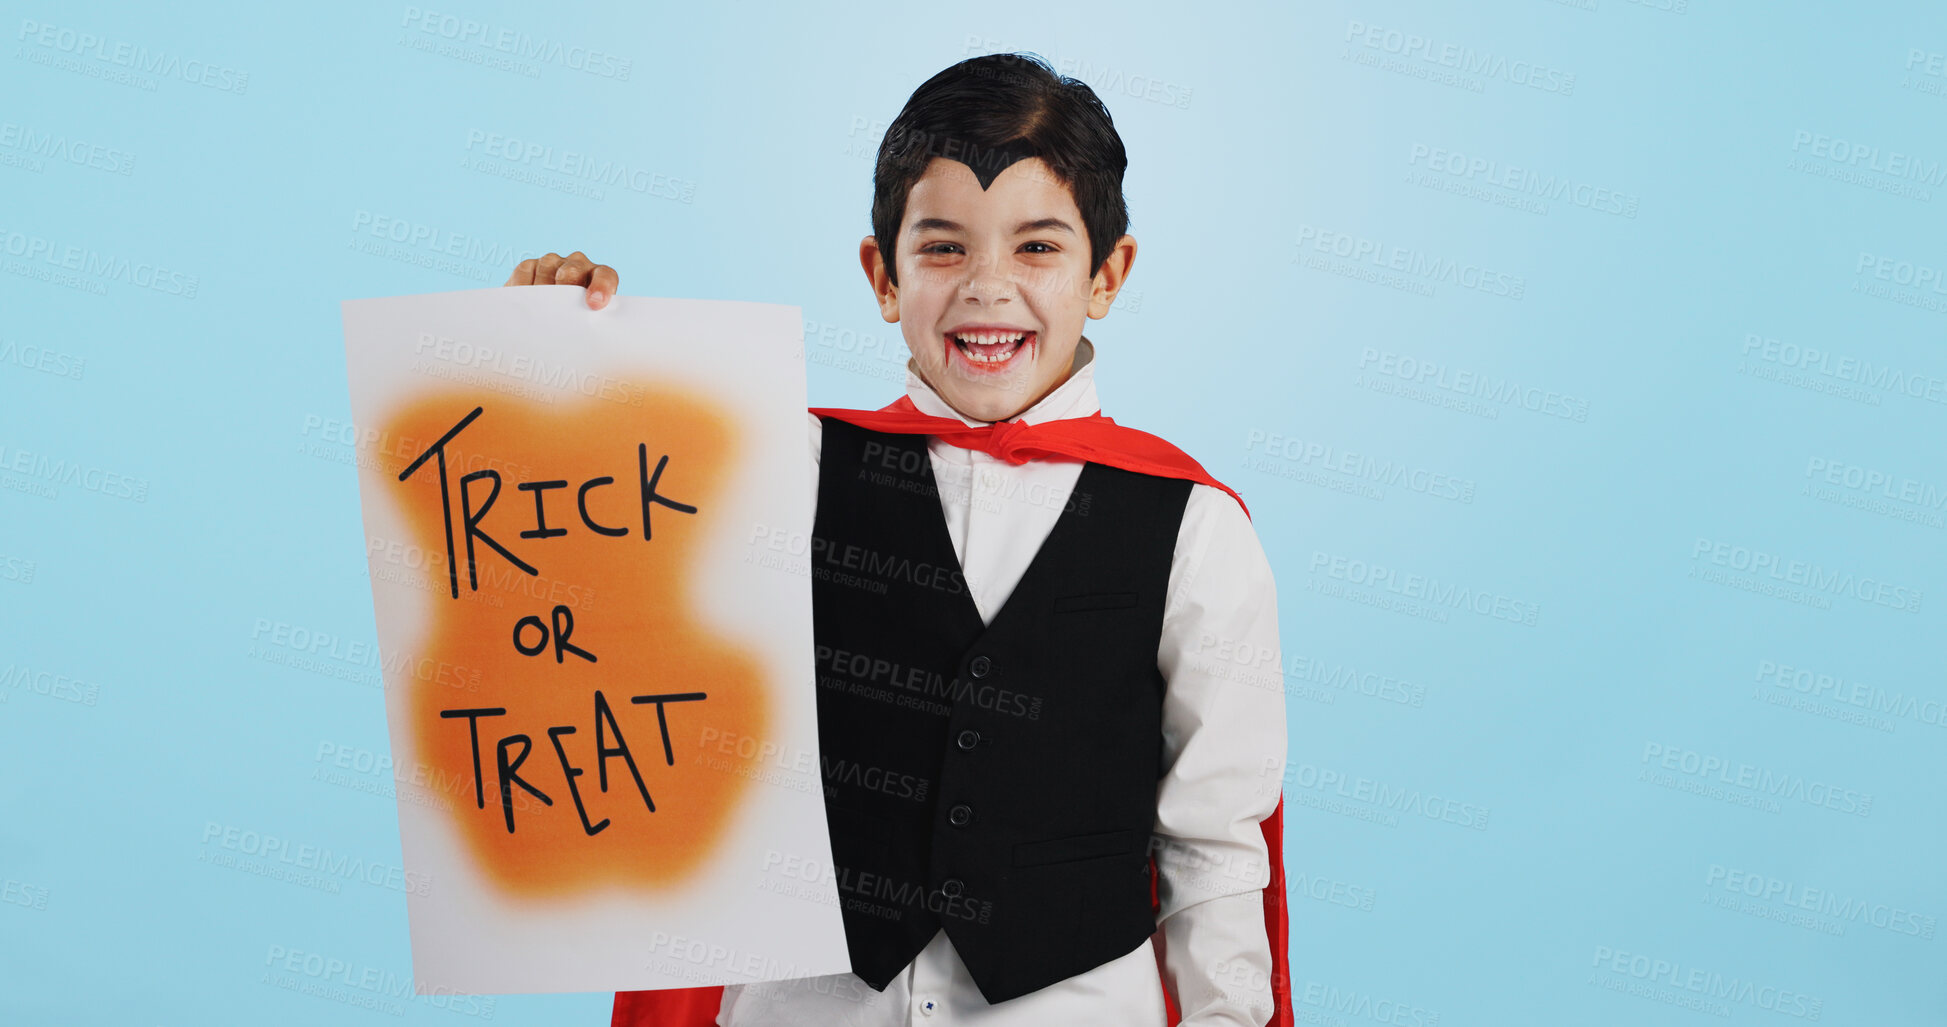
[{"xmin": 718, "ymin": 338, "xmax": 1287, "ymax": 1027}]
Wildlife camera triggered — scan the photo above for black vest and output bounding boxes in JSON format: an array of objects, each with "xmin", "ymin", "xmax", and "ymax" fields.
[{"xmin": 811, "ymin": 417, "xmax": 1192, "ymax": 1003}]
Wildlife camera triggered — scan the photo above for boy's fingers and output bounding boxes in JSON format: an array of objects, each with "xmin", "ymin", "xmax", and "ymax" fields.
[
  {"xmin": 531, "ymin": 251, "xmax": 566, "ymax": 287},
  {"xmin": 553, "ymin": 250, "xmax": 593, "ymax": 285},
  {"xmin": 587, "ymin": 264, "xmax": 619, "ymax": 309},
  {"xmin": 506, "ymin": 250, "xmax": 615, "ymax": 308}
]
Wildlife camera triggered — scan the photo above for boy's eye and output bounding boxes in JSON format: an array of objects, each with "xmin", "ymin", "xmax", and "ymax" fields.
[
  {"xmin": 1021, "ymin": 241, "xmax": 1057, "ymax": 254},
  {"xmin": 920, "ymin": 242, "xmax": 963, "ymax": 255}
]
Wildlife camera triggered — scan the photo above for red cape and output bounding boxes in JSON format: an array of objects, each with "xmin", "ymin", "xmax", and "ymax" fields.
[{"xmin": 614, "ymin": 399, "xmax": 1292, "ymax": 1027}]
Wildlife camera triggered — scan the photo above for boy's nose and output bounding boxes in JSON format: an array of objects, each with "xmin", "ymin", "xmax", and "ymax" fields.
[{"xmin": 960, "ymin": 263, "xmax": 1016, "ymax": 304}]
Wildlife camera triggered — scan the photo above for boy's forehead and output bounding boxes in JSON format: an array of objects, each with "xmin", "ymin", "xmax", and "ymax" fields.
[
  {"xmin": 917, "ymin": 132, "xmax": 1040, "ymax": 189},
  {"xmin": 909, "ymin": 156, "xmax": 1074, "ymax": 215}
]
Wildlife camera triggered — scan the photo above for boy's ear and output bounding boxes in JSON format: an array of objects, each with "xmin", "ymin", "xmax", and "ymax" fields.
[
  {"xmin": 1086, "ymin": 235, "xmax": 1138, "ymax": 319},
  {"xmin": 859, "ymin": 235, "xmax": 899, "ymax": 323}
]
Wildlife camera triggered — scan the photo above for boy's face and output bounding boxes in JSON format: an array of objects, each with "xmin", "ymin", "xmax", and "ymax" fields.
[{"xmin": 861, "ymin": 156, "xmax": 1135, "ymax": 423}]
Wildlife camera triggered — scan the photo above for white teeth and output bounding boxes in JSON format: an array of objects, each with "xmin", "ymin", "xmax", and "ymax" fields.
[
  {"xmin": 952, "ymin": 331, "xmax": 1027, "ymax": 348},
  {"xmin": 950, "ymin": 330, "xmax": 1028, "ymax": 363}
]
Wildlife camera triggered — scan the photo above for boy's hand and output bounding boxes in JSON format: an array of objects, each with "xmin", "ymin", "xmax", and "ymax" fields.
[{"xmin": 504, "ymin": 251, "xmax": 619, "ymax": 310}]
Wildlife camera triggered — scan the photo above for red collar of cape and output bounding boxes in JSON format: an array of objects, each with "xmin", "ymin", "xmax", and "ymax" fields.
[{"xmin": 613, "ymin": 396, "xmax": 1292, "ymax": 1027}]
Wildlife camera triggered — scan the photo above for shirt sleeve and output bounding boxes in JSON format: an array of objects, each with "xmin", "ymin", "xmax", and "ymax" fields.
[
  {"xmin": 1152, "ymin": 483, "xmax": 1287, "ymax": 1026},
  {"xmin": 808, "ymin": 410, "xmax": 823, "ymax": 516}
]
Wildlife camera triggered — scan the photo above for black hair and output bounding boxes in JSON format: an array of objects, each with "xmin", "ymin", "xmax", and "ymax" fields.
[{"xmin": 870, "ymin": 52, "xmax": 1129, "ymax": 286}]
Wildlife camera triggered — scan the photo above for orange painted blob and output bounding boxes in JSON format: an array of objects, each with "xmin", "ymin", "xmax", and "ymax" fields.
[{"xmin": 372, "ymin": 386, "xmax": 769, "ymax": 898}]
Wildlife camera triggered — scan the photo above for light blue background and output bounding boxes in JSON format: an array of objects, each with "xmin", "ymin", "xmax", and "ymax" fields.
[{"xmin": 4, "ymin": 1, "xmax": 1944, "ymax": 1024}]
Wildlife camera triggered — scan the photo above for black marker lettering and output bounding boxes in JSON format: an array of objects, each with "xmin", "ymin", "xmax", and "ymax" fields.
[
  {"xmin": 460, "ymin": 469, "xmax": 537, "ymax": 589},
  {"xmin": 578, "ymin": 476, "xmax": 627, "ymax": 537},
  {"xmin": 512, "ymin": 616, "xmax": 548, "ymax": 656},
  {"xmin": 594, "ymin": 690, "xmax": 655, "ymax": 812},
  {"xmin": 518, "ymin": 480, "xmax": 569, "ymax": 540},
  {"xmin": 495, "ymin": 733, "xmax": 553, "ymax": 833},
  {"xmin": 630, "ymin": 691, "xmax": 709, "ymax": 766},
  {"xmin": 547, "ymin": 726, "xmax": 609, "ymax": 836},
  {"xmin": 397, "ymin": 406, "xmax": 484, "ymax": 599},
  {"xmin": 637, "ymin": 446, "xmax": 697, "ymax": 541},
  {"xmin": 550, "ymin": 603, "xmax": 596, "ymax": 665},
  {"xmin": 440, "ymin": 707, "xmax": 507, "ymax": 809}
]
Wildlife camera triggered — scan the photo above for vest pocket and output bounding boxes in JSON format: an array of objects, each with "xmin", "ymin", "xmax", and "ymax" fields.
[
  {"xmin": 1011, "ymin": 827, "xmax": 1143, "ymax": 867},
  {"xmin": 1051, "ymin": 591, "xmax": 1139, "ymax": 613}
]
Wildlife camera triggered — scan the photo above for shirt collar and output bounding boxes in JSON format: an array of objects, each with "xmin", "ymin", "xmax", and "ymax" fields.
[{"xmin": 903, "ymin": 336, "xmax": 1100, "ymax": 426}]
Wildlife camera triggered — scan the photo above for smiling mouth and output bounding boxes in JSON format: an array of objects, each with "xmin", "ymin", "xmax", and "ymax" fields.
[{"xmin": 947, "ymin": 329, "xmax": 1035, "ymax": 369}]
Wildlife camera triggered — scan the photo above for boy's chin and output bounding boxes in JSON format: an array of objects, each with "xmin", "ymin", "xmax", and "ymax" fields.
[{"xmin": 935, "ymin": 380, "xmax": 1039, "ymax": 423}]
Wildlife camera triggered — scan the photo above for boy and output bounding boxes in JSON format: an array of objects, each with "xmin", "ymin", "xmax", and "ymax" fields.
[{"xmin": 506, "ymin": 53, "xmax": 1289, "ymax": 1026}]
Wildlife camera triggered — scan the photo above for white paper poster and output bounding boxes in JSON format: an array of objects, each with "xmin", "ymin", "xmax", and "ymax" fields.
[{"xmin": 338, "ymin": 285, "xmax": 847, "ymax": 995}]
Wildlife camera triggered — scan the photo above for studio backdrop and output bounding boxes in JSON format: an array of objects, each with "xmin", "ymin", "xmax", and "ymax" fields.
[{"xmin": 3, "ymin": 2, "xmax": 1944, "ymax": 1025}]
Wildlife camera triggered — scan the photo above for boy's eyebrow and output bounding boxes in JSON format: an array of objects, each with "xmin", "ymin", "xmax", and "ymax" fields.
[
  {"xmin": 1014, "ymin": 217, "xmax": 1076, "ymax": 235},
  {"xmin": 908, "ymin": 217, "xmax": 1077, "ymax": 235}
]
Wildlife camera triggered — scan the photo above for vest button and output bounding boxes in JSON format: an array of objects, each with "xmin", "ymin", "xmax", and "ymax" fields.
[
  {"xmin": 968, "ymin": 655, "xmax": 992, "ymax": 679},
  {"xmin": 941, "ymin": 877, "xmax": 964, "ymax": 897},
  {"xmin": 948, "ymin": 803, "xmax": 973, "ymax": 827},
  {"xmin": 956, "ymin": 729, "xmax": 980, "ymax": 750}
]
